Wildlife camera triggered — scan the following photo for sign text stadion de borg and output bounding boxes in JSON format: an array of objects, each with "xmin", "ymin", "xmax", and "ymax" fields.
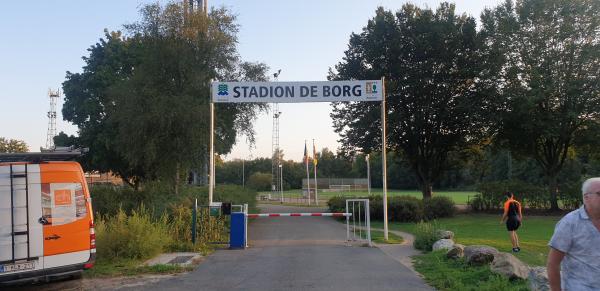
[{"xmin": 211, "ymin": 80, "xmax": 383, "ymax": 103}]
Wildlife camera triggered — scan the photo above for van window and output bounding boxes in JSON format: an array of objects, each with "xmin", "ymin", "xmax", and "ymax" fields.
[{"xmin": 41, "ymin": 183, "xmax": 87, "ymax": 226}]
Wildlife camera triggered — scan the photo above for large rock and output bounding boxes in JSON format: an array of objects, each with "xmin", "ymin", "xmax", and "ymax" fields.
[
  {"xmin": 446, "ymin": 244, "xmax": 465, "ymax": 259},
  {"xmin": 464, "ymin": 245, "xmax": 499, "ymax": 265},
  {"xmin": 528, "ymin": 267, "xmax": 550, "ymax": 291},
  {"xmin": 437, "ymin": 230, "xmax": 454, "ymax": 240},
  {"xmin": 491, "ymin": 252, "xmax": 530, "ymax": 280},
  {"xmin": 432, "ymin": 239, "xmax": 454, "ymax": 251}
]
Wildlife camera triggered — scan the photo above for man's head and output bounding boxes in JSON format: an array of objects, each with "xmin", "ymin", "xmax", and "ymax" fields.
[
  {"xmin": 504, "ymin": 191, "xmax": 514, "ymax": 199},
  {"xmin": 582, "ymin": 178, "xmax": 600, "ymax": 214}
]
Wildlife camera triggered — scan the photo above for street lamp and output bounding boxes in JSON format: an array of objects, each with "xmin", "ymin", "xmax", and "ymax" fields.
[{"xmin": 279, "ymin": 164, "xmax": 283, "ymax": 203}]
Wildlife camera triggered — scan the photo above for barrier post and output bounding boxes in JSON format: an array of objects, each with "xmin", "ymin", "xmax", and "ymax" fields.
[
  {"xmin": 366, "ymin": 199, "xmax": 371, "ymax": 246},
  {"xmin": 244, "ymin": 203, "xmax": 248, "ymax": 248},
  {"xmin": 346, "ymin": 200, "xmax": 350, "ymax": 244}
]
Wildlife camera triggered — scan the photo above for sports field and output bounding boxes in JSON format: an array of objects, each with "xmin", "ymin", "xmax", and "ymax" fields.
[{"xmin": 259, "ymin": 189, "xmax": 477, "ymax": 204}]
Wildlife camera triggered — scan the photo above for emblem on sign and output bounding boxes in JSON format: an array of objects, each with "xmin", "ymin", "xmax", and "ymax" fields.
[
  {"xmin": 366, "ymin": 82, "xmax": 377, "ymax": 94},
  {"xmin": 218, "ymin": 84, "xmax": 229, "ymax": 96}
]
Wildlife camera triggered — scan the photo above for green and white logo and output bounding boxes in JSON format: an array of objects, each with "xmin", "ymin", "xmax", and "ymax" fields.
[{"xmin": 218, "ymin": 84, "xmax": 229, "ymax": 96}]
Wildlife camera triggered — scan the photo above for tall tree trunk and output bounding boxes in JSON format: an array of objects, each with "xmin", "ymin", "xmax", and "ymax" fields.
[
  {"xmin": 422, "ymin": 181, "xmax": 433, "ymax": 200},
  {"xmin": 547, "ymin": 173, "xmax": 560, "ymax": 211}
]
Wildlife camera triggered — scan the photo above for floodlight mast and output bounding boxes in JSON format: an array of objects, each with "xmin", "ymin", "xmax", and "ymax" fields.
[{"xmin": 272, "ymin": 69, "xmax": 282, "ymax": 202}]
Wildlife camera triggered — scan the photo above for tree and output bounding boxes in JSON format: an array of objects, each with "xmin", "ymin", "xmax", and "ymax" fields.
[
  {"xmin": 62, "ymin": 2, "xmax": 268, "ymax": 192},
  {"xmin": 330, "ymin": 4, "xmax": 490, "ymax": 199},
  {"xmin": 53, "ymin": 132, "xmax": 79, "ymax": 148},
  {"xmin": 0, "ymin": 138, "xmax": 28, "ymax": 153},
  {"xmin": 481, "ymin": 0, "xmax": 600, "ymax": 210}
]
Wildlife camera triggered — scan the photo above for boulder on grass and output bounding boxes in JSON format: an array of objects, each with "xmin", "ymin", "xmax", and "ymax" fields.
[
  {"xmin": 464, "ymin": 245, "xmax": 498, "ymax": 265},
  {"xmin": 491, "ymin": 252, "xmax": 530, "ymax": 280},
  {"xmin": 528, "ymin": 267, "xmax": 550, "ymax": 291},
  {"xmin": 437, "ymin": 230, "xmax": 454, "ymax": 240},
  {"xmin": 432, "ymin": 239, "xmax": 454, "ymax": 251},
  {"xmin": 446, "ymin": 244, "xmax": 465, "ymax": 259}
]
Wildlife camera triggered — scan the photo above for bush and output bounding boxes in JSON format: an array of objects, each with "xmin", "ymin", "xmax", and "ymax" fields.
[
  {"xmin": 473, "ymin": 180, "xmax": 548, "ymax": 211},
  {"xmin": 424, "ymin": 196, "xmax": 455, "ymax": 220},
  {"xmin": 246, "ymin": 172, "xmax": 272, "ymax": 191},
  {"xmin": 388, "ymin": 196, "xmax": 424, "ymax": 222},
  {"xmin": 91, "ymin": 182, "xmax": 258, "ymax": 218},
  {"xmin": 91, "ymin": 185, "xmax": 147, "ymax": 217},
  {"xmin": 413, "ymin": 220, "xmax": 442, "ymax": 252},
  {"xmin": 328, "ymin": 195, "xmax": 454, "ymax": 223},
  {"xmin": 560, "ymin": 181, "xmax": 583, "ymax": 210},
  {"xmin": 96, "ymin": 206, "xmax": 172, "ymax": 260}
]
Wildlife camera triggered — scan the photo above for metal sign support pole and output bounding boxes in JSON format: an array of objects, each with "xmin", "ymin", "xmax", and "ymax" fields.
[
  {"xmin": 209, "ymin": 101, "xmax": 214, "ymax": 204},
  {"xmin": 381, "ymin": 76, "xmax": 388, "ymax": 241}
]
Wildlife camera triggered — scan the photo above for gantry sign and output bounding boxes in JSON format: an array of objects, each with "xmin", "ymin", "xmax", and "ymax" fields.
[
  {"xmin": 209, "ymin": 79, "xmax": 391, "ymax": 239},
  {"xmin": 212, "ymin": 80, "xmax": 382, "ymax": 103}
]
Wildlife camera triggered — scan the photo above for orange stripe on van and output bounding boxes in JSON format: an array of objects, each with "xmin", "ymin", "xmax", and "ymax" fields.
[{"xmin": 40, "ymin": 162, "xmax": 84, "ymax": 184}]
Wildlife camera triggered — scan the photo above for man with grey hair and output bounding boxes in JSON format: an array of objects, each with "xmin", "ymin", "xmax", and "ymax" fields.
[{"xmin": 547, "ymin": 178, "xmax": 600, "ymax": 290}]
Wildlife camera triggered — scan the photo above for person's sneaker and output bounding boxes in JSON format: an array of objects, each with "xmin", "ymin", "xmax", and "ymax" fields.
[
  {"xmin": 516, "ymin": 247, "xmax": 521, "ymax": 252},
  {"xmin": 512, "ymin": 248, "xmax": 520, "ymax": 253}
]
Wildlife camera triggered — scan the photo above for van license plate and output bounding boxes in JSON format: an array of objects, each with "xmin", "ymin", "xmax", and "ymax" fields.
[{"xmin": 0, "ymin": 262, "xmax": 35, "ymax": 273}]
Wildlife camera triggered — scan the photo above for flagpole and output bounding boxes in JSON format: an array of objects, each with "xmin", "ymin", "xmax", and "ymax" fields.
[
  {"xmin": 304, "ymin": 140, "xmax": 311, "ymax": 206},
  {"xmin": 313, "ymin": 139, "xmax": 318, "ymax": 206}
]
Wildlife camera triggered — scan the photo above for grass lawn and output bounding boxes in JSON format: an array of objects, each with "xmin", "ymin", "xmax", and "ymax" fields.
[
  {"xmin": 370, "ymin": 230, "xmax": 403, "ymax": 244},
  {"xmin": 371, "ymin": 214, "xmax": 561, "ymax": 266},
  {"xmin": 84, "ymin": 257, "xmax": 193, "ymax": 278},
  {"xmin": 414, "ymin": 251, "xmax": 529, "ymax": 291},
  {"xmin": 259, "ymin": 189, "xmax": 477, "ymax": 204}
]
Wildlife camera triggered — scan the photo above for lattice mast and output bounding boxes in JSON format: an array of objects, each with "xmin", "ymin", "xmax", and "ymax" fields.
[
  {"xmin": 46, "ymin": 89, "xmax": 60, "ymax": 149},
  {"xmin": 271, "ymin": 70, "xmax": 282, "ymax": 197}
]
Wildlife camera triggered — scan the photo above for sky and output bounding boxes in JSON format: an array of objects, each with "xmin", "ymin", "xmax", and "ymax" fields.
[{"xmin": 0, "ymin": 0, "xmax": 503, "ymax": 162}]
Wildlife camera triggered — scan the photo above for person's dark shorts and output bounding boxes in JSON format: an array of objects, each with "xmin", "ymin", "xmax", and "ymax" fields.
[{"xmin": 506, "ymin": 217, "xmax": 521, "ymax": 231}]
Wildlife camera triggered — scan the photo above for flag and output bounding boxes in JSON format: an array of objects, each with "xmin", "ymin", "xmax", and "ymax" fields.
[
  {"xmin": 303, "ymin": 141, "xmax": 309, "ymax": 165},
  {"xmin": 313, "ymin": 142, "xmax": 318, "ymax": 167}
]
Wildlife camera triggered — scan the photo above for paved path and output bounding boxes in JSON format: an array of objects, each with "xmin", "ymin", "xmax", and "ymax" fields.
[{"xmin": 115, "ymin": 204, "xmax": 432, "ymax": 291}]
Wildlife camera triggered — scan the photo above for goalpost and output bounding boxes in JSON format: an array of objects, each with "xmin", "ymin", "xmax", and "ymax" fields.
[{"xmin": 209, "ymin": 78, "xmax": 390, "ymax": 240}]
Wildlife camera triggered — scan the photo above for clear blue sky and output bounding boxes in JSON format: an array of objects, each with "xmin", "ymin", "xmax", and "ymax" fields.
[{"xmin": 0, "ymin": 0, "xmax": 502, "ymax": 161}]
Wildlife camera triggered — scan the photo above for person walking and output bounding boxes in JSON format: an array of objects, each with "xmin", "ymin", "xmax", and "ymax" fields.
[
  {"xmin": 500, "ymin": 191, "xmax": 522, "ymax": 252},
  {"xmin": 547, "ymin": 178, "xmax": 600, "ymax": 291}
]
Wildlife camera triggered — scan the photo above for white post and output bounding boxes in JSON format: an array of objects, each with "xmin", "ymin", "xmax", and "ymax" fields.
[
  {"xmin": 209, "ymin": 94, "xmax": 214, "ymax": 204},
  {"xmin": 280, "ymin": 164, "xmax": 283, "ymax": 203},
  {"xmin": 304, "ymin": 140, "xmax": 311, "ymax": 206},
  {"xmin": 244, "ymin": 203, "xmax": 248, "ymax": 248},
  {"xmin": 366, "ymin": 154, "xmax": 371, "ymax": 196},
  {"xmin": 381, "ymin": 76, "xmax": 388, "ymax": 241},
  {"xmin": 366, "ymin": 199, "xmax": 371, "ymax": 246},
  {"xmin": 313, "ymin": 139, "xmax": 318, "ymax": 206},
  {"xmin": 346, "ymin": 199, "xmax": 350, "ymax": 243}
]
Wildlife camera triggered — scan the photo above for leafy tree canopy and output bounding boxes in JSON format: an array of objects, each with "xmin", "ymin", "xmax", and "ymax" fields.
[
  {"xmin": 62, "ymin": 2, "xmax": 268, "ymax": 189},
  {"xmin": 330, "ymin": 3, "xmax": 490, "ymax": 199},
  {"xmin": 481, "ymin": 0, "xmax": 600, "ymax": 210},
  {"xmin": 0, "ymin": 138, "xmax": 28, "ymax": 153}
]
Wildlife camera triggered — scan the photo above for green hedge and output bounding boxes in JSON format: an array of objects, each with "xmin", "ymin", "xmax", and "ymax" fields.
[
  {"xmin": 327, "ymin": 195, "xmax": 455, "ymax": 222},
  {"xmin": 91, "ymin": 183, "xmax": 258, "ymax": 218},
  {"xmin": 471, "ymin": 180, "xmax": 583, "ymax": 211}
]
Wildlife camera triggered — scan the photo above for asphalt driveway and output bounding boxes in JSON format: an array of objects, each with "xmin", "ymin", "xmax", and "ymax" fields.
[{"xmin": 121, "ymin": 204, "xmax": 432, "ymax": 291}]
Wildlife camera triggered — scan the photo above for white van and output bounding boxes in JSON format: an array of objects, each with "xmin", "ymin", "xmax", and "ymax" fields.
[{"xmin": 0, "ymin": 151, "xmax": 95, "ymax": 285}]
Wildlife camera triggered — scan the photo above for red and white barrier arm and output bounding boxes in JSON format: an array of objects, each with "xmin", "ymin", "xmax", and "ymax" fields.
[{"xmin": 246, "ymin": 213, "xmax": 352, "ymax": 218}]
